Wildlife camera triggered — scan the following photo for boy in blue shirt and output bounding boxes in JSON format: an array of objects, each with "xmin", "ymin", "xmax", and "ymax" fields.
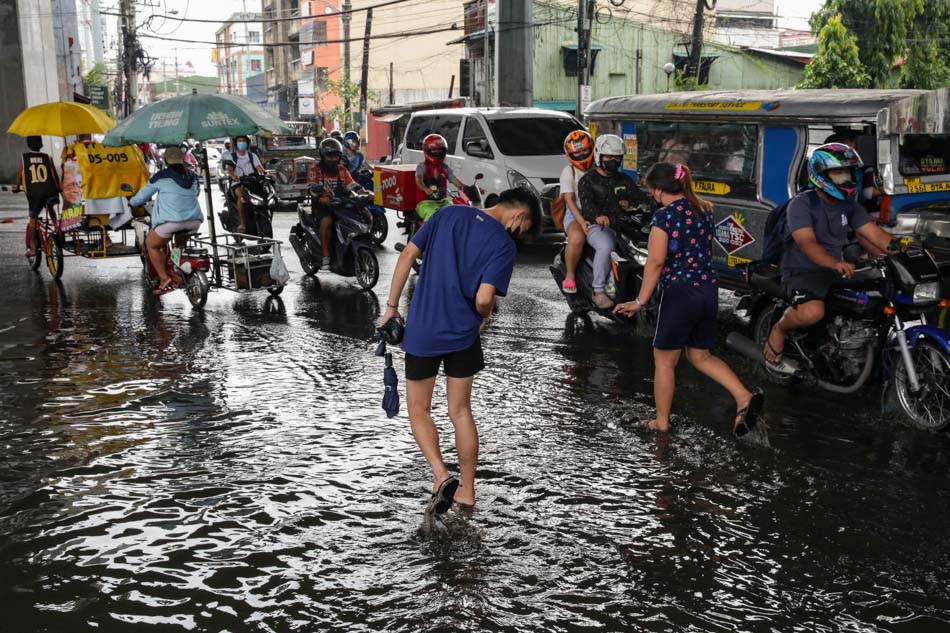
[{"xmin": 380, "ymin": 188, "xmax": 541, "ymax": 515}]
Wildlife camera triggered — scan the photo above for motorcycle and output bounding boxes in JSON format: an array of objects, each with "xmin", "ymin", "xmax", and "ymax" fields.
[
  {"xmin": 549, "ymin": 206, "xmax": 653, "ymax": 322},
  {"xmin": 354, "ymin": 171, "xmax": 389, "ymax": 246},
  {"xmin": 220, "ymin": 173, "xmax": 276, "ymax": 240},
  {"xmin": 288, "ymin": 186, "xmax": 380, "ymax": 291},
  {"xmin": 394, "ymin": 174, "xmax": 484, "ymax": 273},
  {"xmin": 727, "ymin": 250, "xmax": 950, "ymax": 430}
]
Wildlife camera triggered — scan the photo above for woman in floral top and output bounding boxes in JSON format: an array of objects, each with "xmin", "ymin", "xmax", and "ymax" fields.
[{"xmin": 614, "ymin": 162, "xmax": 763, "ymax": 437}]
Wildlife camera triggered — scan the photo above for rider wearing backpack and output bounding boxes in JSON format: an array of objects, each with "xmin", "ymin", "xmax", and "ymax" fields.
[{"xmin": 222, "ymin": 135, "xmax": 265, "ymax": 233}]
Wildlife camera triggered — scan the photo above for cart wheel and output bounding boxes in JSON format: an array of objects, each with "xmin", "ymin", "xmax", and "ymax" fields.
[
  {"xmin": 186, "ymin": 271, "xmax": 209, "ymax": 309},
  {"xmin": 268, "ymin": 285, "xmax": 284, "ymax": 297},
  {"xmin": 27, "ymin": 228, "xmax": 42, "ymax": 271},
  {"xmin": 45, "ymin": 234, "xmax": 64, "ymax": 280},
  {"xmin": 371, "ymin": 213, "xmax": 388, "ymax": 245},
  {"xmin": 355, "ymin": 248, "xmax": 379, "ymax": 290}
]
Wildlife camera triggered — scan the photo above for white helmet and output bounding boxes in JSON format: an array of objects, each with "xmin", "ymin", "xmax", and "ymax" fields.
[{"xmin": 594, "ymin": 134, "xmax": 624, "ymax": 168}]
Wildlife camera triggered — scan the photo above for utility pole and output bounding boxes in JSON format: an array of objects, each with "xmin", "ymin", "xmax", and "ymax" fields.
[
  {"xmin": 482, "ymin": 0, "xmax": 490, "ymax": 106},
  {"xmin": 688, "ymin": 0, "xmax": 709, "ymax": 84},
  {"xmin": 342, "ymin": 0, "xmax": 352, "ymax": 118},
  {"xmin": 576, "ymin": 0, "xmax": 594, "ymax": 116},
  {"xmin": 389, "ymin": 61, "xmax": 394, "ymax": 105},
  {"xmin": 358, "ymin": 8, "xmax": 373, "ymax": 133},
  {"xmin": 120, "ymin": 0, "xmax": 138, "ymax": 114},
  {"xmin": 225, "ymin": 26, "xmax": 233, "ymax": 95}
]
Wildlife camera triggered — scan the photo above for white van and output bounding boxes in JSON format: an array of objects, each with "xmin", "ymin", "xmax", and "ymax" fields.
[{"xmin": 399, "ymin": 108, "xmax": 585, "ymax": 227}]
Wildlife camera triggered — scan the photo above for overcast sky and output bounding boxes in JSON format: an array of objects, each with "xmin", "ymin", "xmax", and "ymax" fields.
[{"xmin": 134, "ymin": 0, "xmax": 828, "ymax": 77}]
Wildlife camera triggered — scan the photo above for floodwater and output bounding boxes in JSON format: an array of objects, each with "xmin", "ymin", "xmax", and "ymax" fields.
[{"xmin": 1, "ymin": 193, "xmax": 949, "ymax": 632}]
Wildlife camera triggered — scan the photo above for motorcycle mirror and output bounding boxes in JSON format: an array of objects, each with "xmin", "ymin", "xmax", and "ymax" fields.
[
  {"xmin": 475, "ymin": 173, "xmax": 484, "ymax": 181},
  {"xmin": 120, "ymin": 184, "xmax": 133, "ymax": 193}
]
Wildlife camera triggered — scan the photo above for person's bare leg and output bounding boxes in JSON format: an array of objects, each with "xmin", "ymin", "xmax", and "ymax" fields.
[
  {"xmin": 685, "ymin": 347, "xmax": 753, "ymax": 430},
  {"xmin": 234, "ymin": 186, "xmax": 246, "ymax": 231},
  {"xmin": 146, "ymin": 230, "xmax": 172, "ymax": 286},
  {"xmin": 406, "ymin": 377, "xmax": 451, "ymax": 491},
  {"xmin": 564, "ymin": 222, "xmax": 585, "ymax": 283},
  {"xmin": 319, "ymin": 216, "xmax": 333, "ymax": 258},
  {"xmin": 764, "ymin": 300, "xmax": 825, "ymax": 362},
  {"xmin": 26, "ymin": 218, "xmax": 37, "ymax": 255},
  {"xmin": 446, "ymin": 375, "xmax": 478, "ymax": 506},
  {"xmin": 649, "ymin": 348, "xmax": 682, "ymax": 431}
]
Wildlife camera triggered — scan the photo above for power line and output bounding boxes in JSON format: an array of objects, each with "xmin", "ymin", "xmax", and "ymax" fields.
[{"xmin": 103, "ymin": 0, "xmax": 416, "ymax": 25}]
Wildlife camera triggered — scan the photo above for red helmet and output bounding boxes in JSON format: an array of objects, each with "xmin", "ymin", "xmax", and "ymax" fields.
[{"xmin": 423, "ymin": 134, "xmax": 448, "ymax": 163}]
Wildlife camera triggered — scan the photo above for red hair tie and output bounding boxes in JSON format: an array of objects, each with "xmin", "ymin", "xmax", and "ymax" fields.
[{"xmin": 674, "ymin": 164, "xmax": 685, "ymax": 180}]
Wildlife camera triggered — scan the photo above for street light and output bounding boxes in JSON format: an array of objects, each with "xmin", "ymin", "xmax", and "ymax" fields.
[{"xmin": 663, "ymin": 62, "xmax": 676, "ymax": 93}]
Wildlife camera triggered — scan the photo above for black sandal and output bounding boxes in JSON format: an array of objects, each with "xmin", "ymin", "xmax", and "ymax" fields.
[
  {"xmin": 735, "ymin": 390, "xmax": 765, "ymax": 438},
  {"xmin": 764, "ymin": 338, "xmax": 785, "ymax": 365},
  {"xmin": 427, "ymin": 477, "xmax": 460, "ymax": 515}
]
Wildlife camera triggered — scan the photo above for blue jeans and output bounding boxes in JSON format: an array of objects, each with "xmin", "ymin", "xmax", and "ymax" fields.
[{"xmin": 586, "ymin": 224, "xmax": 615, "ymax": 292}]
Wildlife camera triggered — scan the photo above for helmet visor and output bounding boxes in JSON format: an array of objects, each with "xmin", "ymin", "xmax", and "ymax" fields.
[
  {"xmin": 568, "ymin": 147, "xmax": 592, "ymax": 161},
  {"xmin": 427, "ymin": 149, "xmax": 446, "ymax": 160}
]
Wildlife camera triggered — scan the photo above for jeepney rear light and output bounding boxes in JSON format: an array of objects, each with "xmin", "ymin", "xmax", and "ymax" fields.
[{"xmin": 878, "ymin": 196, "xmax": 892, "ymax": 224}]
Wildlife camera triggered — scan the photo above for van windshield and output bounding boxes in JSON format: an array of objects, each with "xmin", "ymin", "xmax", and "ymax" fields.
[
  {"xmin": 486, "ymin": 117, "xmax": 584, "ymax": 156},
  {"xmin": 899, "ymin": 134, "xmax": 950, "ymax": 177}
]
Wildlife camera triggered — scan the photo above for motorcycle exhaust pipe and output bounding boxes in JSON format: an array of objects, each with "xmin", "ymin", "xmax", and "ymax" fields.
[{"xmin": 726, "ymin": 332, "xmax": 799, "ymax": 377}]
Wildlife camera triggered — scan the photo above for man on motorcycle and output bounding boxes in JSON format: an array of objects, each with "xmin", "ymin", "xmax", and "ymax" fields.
[
  {"xmin": 343, "ymin": 130, "xmax": 371, "ymax": 177},
  {"xmin": 558, "ymin": 130, "xmax": 595, "ymax": 294},
  {"xmin": 309, "ymin": 138, "xmax": 371, "ymax": 268},
  {"xmin": 222, "ymin": 134, "xmax": 265, "ymax": 233},
  {"xmin": 576, "ymin": 134, "xmax": 643, "ymax": 310},
  {"xmin": 415, "ymin": 134, "xmax": 467, "ymax": 221},
  {"xmin": 763, "ymin": 143, "xmax": 902, "ymax": 363}
]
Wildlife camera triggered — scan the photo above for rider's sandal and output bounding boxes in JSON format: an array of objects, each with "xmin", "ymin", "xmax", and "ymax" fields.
[
  {"xmin": 734, "ymin": 390, "xmax": 765, "ymax": 438},
  {"xmin": 152, "ymin": 280, "xmax": 181, "ymax": 296},
  {"xmin": 562, "ymin": 279, "xmax": 578, "ymax": 294},
  {"xmin": 764, "ymin": 339, "xmax": 784, "ymax": 366}
]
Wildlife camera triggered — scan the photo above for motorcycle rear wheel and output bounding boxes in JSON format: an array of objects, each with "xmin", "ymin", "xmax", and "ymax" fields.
[
  {"xmin": 894, "ymin": 340, "xmax": 950, "ymax": 431},
  {"xmin": 186, "ymin": 271, "xmax": 209, "ymax": 309},
  {"xmin": 354, "ymin": 248, "xmax": 379, "ymax": 290}
]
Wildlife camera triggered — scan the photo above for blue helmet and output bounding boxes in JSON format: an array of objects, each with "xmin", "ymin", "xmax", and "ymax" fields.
[
  {"xmin": 808, "ymin": 142, "xmax": 863, "ymax": 201},
  {"xmin": 343, "ymin": 130, "xmax": 360, "ymax": 150}
]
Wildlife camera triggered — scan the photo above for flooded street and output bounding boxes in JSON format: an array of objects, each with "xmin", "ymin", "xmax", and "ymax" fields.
[{"xmin": 2, "ymin": 192, "xmax": 950, "ymax": 632}]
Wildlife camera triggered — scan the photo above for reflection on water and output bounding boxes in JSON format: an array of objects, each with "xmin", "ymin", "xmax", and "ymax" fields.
[{"xmin": 1, "ymin": 238, "xmax": 950, "ymax": 633}]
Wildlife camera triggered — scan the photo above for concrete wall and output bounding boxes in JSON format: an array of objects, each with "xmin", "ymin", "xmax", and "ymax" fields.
[{"xmin": 1, "ymin": 0, "xmax": 66, "ymax": 183}]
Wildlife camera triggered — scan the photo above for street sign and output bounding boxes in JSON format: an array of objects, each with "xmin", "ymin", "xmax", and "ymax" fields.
[
  {"xmin": 88, "ymin": 85, "xmax": 110, "ymax": 112},
  {"xmin": 580, "ymin": 85, "xmax": 592, "ymax": 114},
  {"xmin": 299, "ymin": 97, "xmax": 315, "ymax": 116}
]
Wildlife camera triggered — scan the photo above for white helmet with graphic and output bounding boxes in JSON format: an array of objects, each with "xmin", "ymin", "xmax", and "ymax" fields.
[{"xmin": 594, "ymin": 134, "xmax": 624, "ymax": 168}]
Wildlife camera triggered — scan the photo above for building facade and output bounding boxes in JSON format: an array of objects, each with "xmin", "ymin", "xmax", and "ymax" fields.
[
  {"xmin": 263, "ymin": 0, "xmax": 299, "ymax": 119},
  {"xmin": 215, "ymin": 13, "xmax": 266, "ymax": 97},
  {"xmin": 712, "ymin": 0, "xmax": 780, "ymax": 49}
]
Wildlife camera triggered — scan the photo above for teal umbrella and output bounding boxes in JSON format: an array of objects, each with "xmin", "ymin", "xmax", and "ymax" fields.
[
  {"xmin": 102, "ymin": 91, "xmax": 291, "ymax": 145},
  {"xmin": 103, "ymin": 91, "xmax": 292, "ymax": 286}
]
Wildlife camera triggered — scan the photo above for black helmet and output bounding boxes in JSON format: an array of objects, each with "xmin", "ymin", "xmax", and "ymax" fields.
[
  {"xmin": 320, "ymin": 138, "xmax": 343, "ymax": 171},
  {"xmin": 375, "ymin": 317, "xmax": 405, "ymax": 346},
  {"xmin": 330, "ymin": 129, "xmax": 344, "ymax": 141}
]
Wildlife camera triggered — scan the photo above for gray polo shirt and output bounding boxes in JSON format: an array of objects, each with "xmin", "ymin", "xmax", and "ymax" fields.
[{"xmin": 781, "ymin": 190, "xmax": 871, "ymax": 274}]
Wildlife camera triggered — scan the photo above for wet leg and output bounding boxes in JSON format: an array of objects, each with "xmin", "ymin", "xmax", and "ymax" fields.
[
  {"xmin": 319, "ymin": 216, "xmax": 333, "ymax": 258},
  {"xmin": 564, "ymin": 221, "xmax": 585, "ymax": 284},
  {"xmin": 650, "ymin": 348, "xmax": 682, "ymax": 431},
  {"xmin": 234, "ymin": 186, "xmax": 247, "ymax": 232},
  {"xmin": 146, "ymin": 230, "xmax": 173, "ymax": 286},
  {"xmin": 765, "ymin": 300, "xmax": 825, "ymax": 362},
  {"xmin": 406, "ymin": 377, "xmax": 451, "ymax": 491},
  {"xmin": 685, "ymin": 347, "xmax": 753, "ymax": 431},
  {"xmin": 26, "ymin": 217, "xmax": 37, "ymax": 255},
  {"xmin": 446, "ymin": 375, "xmax": 478, "ymax": 506}
]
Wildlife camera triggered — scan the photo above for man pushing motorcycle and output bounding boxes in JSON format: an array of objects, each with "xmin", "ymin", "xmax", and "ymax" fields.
[{"xmin": 763, "ymin": 143, "xmax": 903, "ymax": 364}]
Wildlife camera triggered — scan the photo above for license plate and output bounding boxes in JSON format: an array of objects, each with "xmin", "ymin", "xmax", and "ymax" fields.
[{"xmin": 903, "ymin": 319, "xmax": 923, "ymax": 329}]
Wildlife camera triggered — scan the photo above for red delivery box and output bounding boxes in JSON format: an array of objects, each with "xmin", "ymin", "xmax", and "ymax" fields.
[{"xmin": 374, "ymin": 164, "xmax": 426, "ymax": 212}]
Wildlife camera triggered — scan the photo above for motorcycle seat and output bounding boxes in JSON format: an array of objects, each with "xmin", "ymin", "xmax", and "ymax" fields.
[{"xmin": 750, "ymin": 266, "xmax": 785, "ymax": 300}]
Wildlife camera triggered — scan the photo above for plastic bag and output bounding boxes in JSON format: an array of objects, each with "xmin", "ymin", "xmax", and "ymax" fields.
[{"xmin": 269, "ymin": 249, "xmax": 290, "ymax": 285}]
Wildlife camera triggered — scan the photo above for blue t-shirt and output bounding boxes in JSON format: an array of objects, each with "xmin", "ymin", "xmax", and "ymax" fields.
[
  {"xmin": 781, "ymin": 190, "xmax": 871, "ymax": 274},
  {"xmin": 651, "ymin": 197, "xmax": 718, "ymax": 289},
  {"xmin": 403, "ymin": 205, "xmax": 517, "ymax": 356},
  {"xmin": 346, "ymin": 151, "xmax": 366, "ymax": 175}
]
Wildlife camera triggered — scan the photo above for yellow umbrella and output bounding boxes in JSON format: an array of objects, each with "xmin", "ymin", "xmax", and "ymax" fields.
[{"xmin": 7, "ymin": 101, "xmax": 116, "ymax": 137}]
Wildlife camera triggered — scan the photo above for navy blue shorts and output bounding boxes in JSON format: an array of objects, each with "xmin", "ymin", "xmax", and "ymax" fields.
[{"xmin": 653, "ymin": 283, "xmax": 718, "ymax": 350}]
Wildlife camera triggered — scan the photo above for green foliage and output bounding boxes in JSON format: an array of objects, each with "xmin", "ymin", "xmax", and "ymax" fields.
[
  {"xmin": 84, "ymin": 63, "xmax": 109, "ymax": 88},
  {"xmin": 810, "ymin": 0, "xmax": 950, "ymax": 89},
  {"xmin": 673, "ymin": 72, "xmax": 706, "ymax": 92},
  {"xmin": 324, "ymin": 76, "xmax": 378, "ymax": 130},
  {"xmin": 798, "ymin": 15, "xmax": 870, "ymax": 89}
]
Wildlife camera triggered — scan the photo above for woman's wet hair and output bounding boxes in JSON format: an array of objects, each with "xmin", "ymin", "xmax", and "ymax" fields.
[
  {"xmin": 645, "ymin": 162, "xmax": 713, "ymax": 213},
  {"xmin": 498, "ymin": 187, "xmax": 543, "ymax": 241}
]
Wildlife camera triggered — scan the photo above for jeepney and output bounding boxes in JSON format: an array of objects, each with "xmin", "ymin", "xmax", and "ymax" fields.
[
  {"xmin": 585, "ymin": 89, "xmax": 950, "ymax": 291},
  {"xmin": 254, "ymin": 121, "xmax": 319, "ymax": 204}
]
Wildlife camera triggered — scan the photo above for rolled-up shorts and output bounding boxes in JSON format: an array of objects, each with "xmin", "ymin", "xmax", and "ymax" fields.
[
  {"xmin": 563, "ymin": 208, "xmax": 576, "ymax": 230},
  {"xmin": 405, "ymin": 340, "xmax": 485, "ymax": 381},
  {"xmin": 653, "ymin": 283, "xmax": 719, "ymax": 350},
  {"xmin": 782, "ymin": 269, "xmax": 838, "ymax": 306},
  {"xmin": 154, "ymin": 220, "xmax": 202, "ymax": 239},
  {"xmin": 28, "ymin": 198, "xmax": 47, "ymax": 219}
]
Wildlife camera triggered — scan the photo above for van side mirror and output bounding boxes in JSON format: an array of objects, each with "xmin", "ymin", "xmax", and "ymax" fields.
[
  {"xmin": 464, "ymin": 141, "xmax": 492, "ymax": 159},
  {"xmin": 475, "ymin": 173, "xmax": 484, "ymax": 181}
]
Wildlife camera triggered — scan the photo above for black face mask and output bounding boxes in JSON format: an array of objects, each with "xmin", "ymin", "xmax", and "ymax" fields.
[
  {"xmin": 602, "ymin": 159, "xmax": 621, "ymax": 175},
  {"xmin": 321, "ymin": 155, "xmax": 340, "ymax": 172}
]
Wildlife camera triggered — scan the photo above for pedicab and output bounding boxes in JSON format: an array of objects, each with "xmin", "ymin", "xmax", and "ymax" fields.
[
  {"xmin": 7, "ymin": 101, "xmax": 147, "ymax": 279},
  {"xmin": 102, "ymin": 91, "xmax": 293, "ymax": 304}
]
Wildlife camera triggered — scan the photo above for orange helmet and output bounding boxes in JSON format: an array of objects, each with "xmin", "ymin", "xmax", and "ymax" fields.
[{"xmin": 564, "ymin": 130, "xmax": 594, "ymax": 171}]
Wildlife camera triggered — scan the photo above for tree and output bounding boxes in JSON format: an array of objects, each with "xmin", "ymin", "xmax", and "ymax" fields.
[
  {"xmin": 900, "ymin": 0, "xmax": 950, "ymax": 88},
  {"xmin": 798, "ymin": 15, "xmax": 870, "ymax": 89},
  {"xmin": 83, "ymin": 63, "xmax": 109, "ymax": 88}
]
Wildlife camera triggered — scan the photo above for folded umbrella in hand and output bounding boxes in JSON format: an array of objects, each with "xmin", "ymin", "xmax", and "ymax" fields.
[{"xmin": 382, "ymin": 352, "xmax": 400, "ymax": 418}]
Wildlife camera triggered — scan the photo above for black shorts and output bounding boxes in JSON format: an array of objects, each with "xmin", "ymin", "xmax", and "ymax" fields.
[
  {"xmin": 27, "ymin": 198, "xmax": 47, "ymax": 219},
  {"xmin": 783, "ymin": 269, "xmax": 838, "ymax": 306},
  {"xmin": 653, "ymin": 283, "xmax": 718, "ymax": 350},
  {"xmin": 405, "ymin": 340, "xmax": 484, "ymax": 381}
]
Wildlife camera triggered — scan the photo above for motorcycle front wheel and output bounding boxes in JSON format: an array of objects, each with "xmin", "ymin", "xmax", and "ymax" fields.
[
  {"xmin": 370, "ymin": 213, "xmax": 388, "ymax": 245},
  {"xmin": 354, "ymin": 247, "xmax": 379, "ymax": 290},
  {"xmin": 894, "ymin": 339, "xmax": 950, "ymax": 431}
]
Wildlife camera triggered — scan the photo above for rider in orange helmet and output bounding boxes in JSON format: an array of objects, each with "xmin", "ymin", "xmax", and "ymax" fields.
[{"xmin": 558, "ymin": 130, "xmax": 595, "ymax": 293}]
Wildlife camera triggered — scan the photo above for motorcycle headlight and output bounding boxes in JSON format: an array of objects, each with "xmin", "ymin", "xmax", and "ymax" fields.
[
  {"xmin": 913, "ymin": 282, "xmax": 940, "ymax": 304},
  {"xmin": 507, "ymin": 169, "xmax": 539, "ymax": 196},
  {"xmin": 248, "ymin": 193, "xmax": 264, "ymax": 206}
]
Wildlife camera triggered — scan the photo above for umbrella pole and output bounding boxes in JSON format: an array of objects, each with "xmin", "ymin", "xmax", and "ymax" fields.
[{"xmin": 200, "ymin": 144, "xmax": 221, "ymax": 286}]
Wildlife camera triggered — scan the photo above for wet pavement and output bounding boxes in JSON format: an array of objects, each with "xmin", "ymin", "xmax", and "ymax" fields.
[{"xmin": 1, "ymin": 190, "xmax": 950, "ymax": 632}]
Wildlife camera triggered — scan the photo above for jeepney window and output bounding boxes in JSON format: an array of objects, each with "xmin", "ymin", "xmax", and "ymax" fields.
[
  {"xmin": 638, "ymin": 122, "xmax": 757, "ymax": 184},
  {"xmin": 899, "ymin": 134, "xmax": 950, "ymax": 177}
]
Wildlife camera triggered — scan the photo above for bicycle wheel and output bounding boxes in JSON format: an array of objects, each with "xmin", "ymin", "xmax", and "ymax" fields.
[{"xmin": 45, "ymin": 234, "xmax": 64, "ymax": 280}]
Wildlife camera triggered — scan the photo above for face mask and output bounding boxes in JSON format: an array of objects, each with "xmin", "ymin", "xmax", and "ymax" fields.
[
  {"xmin": 828, "ymin": 170, "xmax": 855, "ymax": 186},
  {"xmin": 236, "ymin": 142, "xmax": 248, "ymax": 151},
  {"xmin": 322, "ymin": 156, "xmax": 340, "ymax": 171},
  {"xmin": 602, "ymin": 159, "xmax": 621, "ymax": 175}
]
